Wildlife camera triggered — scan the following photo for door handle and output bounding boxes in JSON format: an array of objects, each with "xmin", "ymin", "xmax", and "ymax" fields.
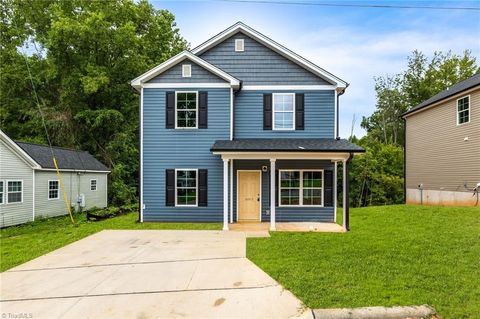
[{"xmin": 257, "ymin": 196, "xmax": 260, "ymax": 202}]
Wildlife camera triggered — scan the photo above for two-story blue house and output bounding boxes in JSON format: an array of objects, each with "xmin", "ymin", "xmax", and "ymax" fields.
[{"xmin": 131, "ymin": 22, "xmax": 364, "ymax": 231}]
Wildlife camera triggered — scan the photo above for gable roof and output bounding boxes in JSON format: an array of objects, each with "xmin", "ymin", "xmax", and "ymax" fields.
[
  {"xmin": 403, "ymin": 73, "xmax": 480, "ymax": 117},
  {"xmin": 192, "ymin": 22, "xmax": 348, "ymax": 89},
  {"xmin": 131, "ymin": 51, "xmax": 240, "ymax": 91},
  {"xmin": 0, "ymin": 130, "xmax": 41, "ymax": 169},
  {"xmin": 15, "ymin": 141, "xmax": 110, "ymax": 172}
]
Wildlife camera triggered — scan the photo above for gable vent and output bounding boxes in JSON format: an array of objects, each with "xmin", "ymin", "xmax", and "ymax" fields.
[
  {"xmin": 182, "ymin": 64, "xmax": 191, "ymax": 77},
  {"xmin": 235, "ymin": 39, "xmax": 244, "ymax": 52}
]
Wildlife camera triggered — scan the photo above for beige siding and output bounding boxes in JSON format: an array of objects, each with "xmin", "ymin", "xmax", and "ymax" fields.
[
  {"xmin": 35, "ymin": 171, "xmax": 108, "ymax": 218},
  {"xmin": 0, "ymin": 140, "xmax": 34, "ymax": 227},
  {"xmin": 405, "ymin": 88, "xmax": 480, "ymax": 203}
]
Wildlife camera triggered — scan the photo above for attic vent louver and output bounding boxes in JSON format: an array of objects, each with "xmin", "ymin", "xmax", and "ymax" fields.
[
  {"xmin": 235, "ymin": 39, "xmax": 244, "ymax": 52},
  {"xmin": 182, "ymin": 64, "xmax": 191, "ymax": 77}
]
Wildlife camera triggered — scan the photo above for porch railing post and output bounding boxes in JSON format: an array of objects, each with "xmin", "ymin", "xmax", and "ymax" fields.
[{"xmin": 270, "ymin": 159, "xmax": 276, "ymax": 231}]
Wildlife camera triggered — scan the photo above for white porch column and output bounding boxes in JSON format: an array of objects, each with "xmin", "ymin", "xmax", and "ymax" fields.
[
  {"xmin": 270, "ymin": 159, "xmax": 276, "ymax": 231},
  {"xmin": 334, "ymin": 161, "xmax": 337, "ymax": 223},
  {"xmin": 230, "ymin": 159, "xmax": 233, "ymax": 223},
  {"xmin": 223, "ymin": 158, "xmax": 229, "ymax": 231},
  {"xmin": 342, "ymin": 159, "xmax": 347, "ymax": 230}
]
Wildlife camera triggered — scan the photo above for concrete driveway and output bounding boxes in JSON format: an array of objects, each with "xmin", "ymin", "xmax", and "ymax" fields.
[{"xmin": 1, "ymin": 230, "xmax": 312, "ymax": 319}]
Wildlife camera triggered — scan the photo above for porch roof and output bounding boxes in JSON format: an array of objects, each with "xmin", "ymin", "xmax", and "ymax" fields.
[{"xmin": 211, "ymin": 138, "xmax": 365, "ymax": 153}]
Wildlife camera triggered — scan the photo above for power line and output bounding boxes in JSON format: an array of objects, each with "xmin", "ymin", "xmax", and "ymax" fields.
[{"xmin": 211, "ymin": 0, "xmax": 480, "ymax": 11}]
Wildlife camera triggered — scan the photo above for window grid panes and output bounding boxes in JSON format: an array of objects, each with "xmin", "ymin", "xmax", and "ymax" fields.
[
  {"xmin": 176, "ymin": 170, "xmax": 197, "ymax": 206},
  {"xmin": 457, "ymin": 96, "xmax": 470, "ymax": 124},
  {"xmin": 176, "ymin": 92, "xmax": 197, "ymax": 128},
  {"xmin": 7, "ymin": 181, "xmax": 22, "ymax": 203},
  {"xmin": 273, "ymin": 93, "xmax": 294, "ymax": 130},
  {"xmin": 280, "ymin": 171, "xmax": 323, "ymax": 206},
  {"xmin": 49, "ymin": 181, "xmax": 59, "ymax": 199},
  {"xmin": 0, "ymin": 181, "xmax": 4, "ymax": 204},
  {"xmin": 91, "ymin": 180, "xmax": 97, "ymax": 191}
]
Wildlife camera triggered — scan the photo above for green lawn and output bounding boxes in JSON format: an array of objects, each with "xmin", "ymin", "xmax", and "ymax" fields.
[
  {"xmin": 248, "ymin": 205, "xmax": 480, "ymax": 318},
  {"xmin": 0, "ymin": 211, "xmax": 220, "ymax": 272}
]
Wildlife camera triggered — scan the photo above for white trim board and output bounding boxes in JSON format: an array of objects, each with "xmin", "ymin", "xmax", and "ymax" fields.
[
  {"xmin": 131, "ymin": 51, "xmax": 240, "ymax": 91},
  {"xmin": 214, "ymin": 152, "xmax": 353, "ymax": 161},
  {"xmin": 0, "ymin": 130, "xmax": 41, "ymax": 169},
  {"xmin": 142, "ymin": 83, "xmax": 231, "ymax": 89},
  {"xmin": 192, "ymin": 22, "xmax": 347, "ymax": 88},
  {"xmin": 242, "ymin": 85, "xmax": 336, "ymax": 91}
]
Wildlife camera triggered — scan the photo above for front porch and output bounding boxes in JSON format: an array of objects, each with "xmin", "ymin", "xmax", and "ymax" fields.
[{"xmin": 211, "ymin": 138, "xmax": 365, "ymax": 232}]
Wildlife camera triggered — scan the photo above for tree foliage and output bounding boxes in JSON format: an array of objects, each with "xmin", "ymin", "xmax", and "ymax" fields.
[{"xmin": 1, "ymin": 0, "xmax": 188, "ymax": 204}]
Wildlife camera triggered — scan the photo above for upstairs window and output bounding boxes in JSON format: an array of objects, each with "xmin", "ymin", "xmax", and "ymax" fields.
[
  {"xmin": 90, "ymin": 179, "xmax": 97, "ymax": 191},
  {"xmin": 7, "ymin": 181, "xmax": 22, "ymax": 203},
  {"xmin": 457, "ymin": 95, "xmax": 470, "ymax": 125},
  {"xmin": 273, "ymin": 93, "xmax": 295, "ymax": 130},
  {"xmin": 0, "ymin": 181, "xmax": 4, "ymax": 205},
  {"xmin": 176, "ymin": 92, "xmax": 198, "ymax": 128},
  {"xmin": 48, "ymin": 180, "xmax": 59, "ymax": 199},
  {"xmin": 235, "ymin": 39, "xmax": 244, "ymax": 52},
  {"xmin": 182, "ymin": 64, "xmax": 191, "ymax": 77},
  {"xmin": 176, "ymin": 169, "xmax": 197, "ymax": 206}
]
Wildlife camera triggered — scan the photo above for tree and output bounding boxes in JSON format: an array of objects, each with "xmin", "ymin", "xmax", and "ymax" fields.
[{"xmin": 0, "ymin": 0, "xmax": 188, "ymax": 204}]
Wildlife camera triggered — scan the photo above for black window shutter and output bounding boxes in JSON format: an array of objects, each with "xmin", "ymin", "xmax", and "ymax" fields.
[
  {"xmin": 166, "ymin": 169, "xmax": 175, "ymax": 206},
  {"xmin": 324, "ymin": 170, "xmax": 334, "ymax": 207},
  {"xmin": 295, "ymin": 93, "xmax": 305, "ymax": 130},
  {"xmin": 198, "ymin": 169, "xmax": 208, "ymax": 206},
  {"xmin": 166, "ymin": 92, "xmax": 175, "ymax": 129},
  {"xmin": 198, "ymin": 92, "xmax": 208, "ymax": 129},
  {"xmin": 263, "ymin": 94, "xmax": 272, "ymax": 130},
  {"xmin": 275, "ymin": 169, "xmax": 279, "ymax": 207}
]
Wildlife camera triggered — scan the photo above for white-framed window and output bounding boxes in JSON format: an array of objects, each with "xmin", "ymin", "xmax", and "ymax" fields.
[
  {"xmin": 0, "ymin": 180, "xmax": 4, "ymax": 205},
  {"xmin": 175, "ymin": 169, "xmax": 198, "ymax": 207},
  {"xmin": 235, "ymin": 39, "xmax": 244, "ymax": 52},
  {"xmin": 279, "ymin": 170, "xmax": 323, "ymax": 207},
  {"xmin": 48, "ymin": 180, "xmax": 59, "ymax": 199},
  {"xmin": 90, "ymin": 179, "xmax": 97, "ymax": 191},
  {"xmin": 175, "ymin": 91, "xmax": 198, "ymax": 129},
  {"xmin": 7, "ymin": 180, "xmax": 22, "ymax": 204},
  {"xmin": 182, "ymin": 64, "xmax": 191, "ymax": 78},
  {"xmin": 457, "ymin": 95, "xmax": 470, "ymax": 125},
  {"xmin": 273, "ymin": 93, "xmax": 295, "ymax": 130}
]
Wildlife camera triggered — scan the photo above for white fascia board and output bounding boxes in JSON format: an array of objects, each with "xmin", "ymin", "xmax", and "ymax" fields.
[
  {"xmin": 192, "ymin": 22, "xmax": 348, "ymax": 89},
  {"xmin": 130, "ymin": 51, "xmax": 240, "ymax": 91},
  {"xmin": 212, "ymin": 151, "xmax": 352, "ymax": 161},
  {"xmin": 242, "ymin": 85, "xmax": 335, "ymax": 91},
  {"xmin": 142, "ymin": 83, "xmax": 231, "ymax": 89},
  {"xmin": 0, "ymin": 130, "xmax": 41, "ymax": 169}
]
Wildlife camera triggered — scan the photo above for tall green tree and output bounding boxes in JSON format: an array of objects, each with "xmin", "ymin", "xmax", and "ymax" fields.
[{"xmin": 0, "ymin": 0, "xmax": 188, "ymax": 204}]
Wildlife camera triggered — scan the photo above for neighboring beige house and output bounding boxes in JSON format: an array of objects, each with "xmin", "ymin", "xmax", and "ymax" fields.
[
  {"xmin": 0, "ymin": 130, "xmax": 110, "ymax": 227},
  {"xmin": 402, "ymin": 74, "xmax": 480, "ymax": 207}
]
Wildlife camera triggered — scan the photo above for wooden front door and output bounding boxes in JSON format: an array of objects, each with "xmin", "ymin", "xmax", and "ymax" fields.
[{"xmin": 238, "ymin": 171, "xmax": 261, "ymax": 222}]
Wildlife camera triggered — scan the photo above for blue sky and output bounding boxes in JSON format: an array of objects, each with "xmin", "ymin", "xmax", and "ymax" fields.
[{"xmin": 153, "ymin": 0, "xmax": 480, "ymax": 138}]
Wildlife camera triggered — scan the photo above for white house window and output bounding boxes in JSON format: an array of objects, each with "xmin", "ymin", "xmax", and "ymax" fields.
[
  {"xmin": 7, "ymin": 181, "xmax": 22, "ymax": 203},
  {"xmin": 0, "ymin": 181, "xmax": 4, "ymax": 204},
  {"xmin": 182, "ymin": 64, "xmax": 191, "ymax": 78},
  {"xmin": 176, "ymin": 169, "xmax": 197, "ymax": 206},
  {"xmin": 90, "ymin": 179, "xmax": 97, "ymax": 191},
  {"xmin": 48, "ymin": 180, "xmax": 59, "ymax": 199},
  {"xmin": 279, "ymin": 170, "xmax": 323, "ymax": 206},
  {"xmin": 273, "ymin": 93, "xmax": 295, "ymax": 130},
  {"xmin": 457, "ymin": 96, "xmax": 470, "ymax": 125},
  {"xmin": 235, "ymin": 39, "xmax": 244, "ymax": 52},
  {"xmin": 176, "ymin": 92, "xmax": 198, "ymax": 128}
]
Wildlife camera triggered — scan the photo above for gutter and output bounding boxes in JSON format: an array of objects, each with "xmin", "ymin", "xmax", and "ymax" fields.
[{"xmin": 336, "ymin": 84, "xmax": 349, "ymax": 140}]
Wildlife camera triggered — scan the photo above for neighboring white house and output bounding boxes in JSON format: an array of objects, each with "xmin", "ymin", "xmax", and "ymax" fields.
[{"xmin": 0, "ymin": 130, "xmax": 110, "ymax": 228}]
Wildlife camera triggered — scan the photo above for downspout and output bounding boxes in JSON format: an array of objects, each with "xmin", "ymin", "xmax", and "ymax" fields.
[
  {"xmin": 232, "ymin": 81, "xmax": 243, "ymax": 140},
  {"xmin": 402, "ymin": 117, "xmax": 406, "ymax": 204},
  {"xmin": 344, "ymin": 152, "xmax": 354, "ymax": 231},
  {"xmin": 336, "ymin": 84, "xmax": 349, "ymax": 140}
]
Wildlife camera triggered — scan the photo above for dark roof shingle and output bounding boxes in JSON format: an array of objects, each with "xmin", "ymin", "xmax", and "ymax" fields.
[
  {"xmin": 15, "ymin": 141, "xmax": 110, "ymax": 171},
  {"xmin": 403, "ymin": 74, "xmax": 480, "ymax": 117},
  {"xmin": 211, "ymin": 138, "xmax": 365, "ymax": 153}
]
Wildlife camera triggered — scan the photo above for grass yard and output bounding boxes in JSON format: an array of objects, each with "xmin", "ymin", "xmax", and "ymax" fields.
[
  {"xmin": 248, "ymin": 205, "xmax": 480, "ymax": 318},
  {"xmin": 0, "ymin": 210, "xmax": 221, "ymax": 272}
]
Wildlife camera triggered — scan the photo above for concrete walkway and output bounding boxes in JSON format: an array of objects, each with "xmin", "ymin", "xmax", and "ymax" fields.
[{"xmin": 1, "ymin": 230, "xmax": 312, "ymax": 319}]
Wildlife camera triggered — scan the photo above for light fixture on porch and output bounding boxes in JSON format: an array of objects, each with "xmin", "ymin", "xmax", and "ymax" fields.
[{"xmin": 262, "ymin": 166, "xmax": 268, "ymax": 172}]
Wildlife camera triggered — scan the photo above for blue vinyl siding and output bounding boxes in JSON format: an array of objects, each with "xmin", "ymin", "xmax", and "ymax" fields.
[
  {"xmin": 143, "ymin": 87, "xmax": 230, "ymax": 221},
  {"xmin": 200, "ymin": 32, "xmax": 330, "ymax": 85},
  {"xmin": 233, "ymin": 160, "xmax": 334, "ymax": 222},
  {"xmin": 149, "ymin": 58, "xmax": 226, "ymax": 83},
  {"xmin": 235, "ymin": 90, "xmax": 335, "ymax": 138}
]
